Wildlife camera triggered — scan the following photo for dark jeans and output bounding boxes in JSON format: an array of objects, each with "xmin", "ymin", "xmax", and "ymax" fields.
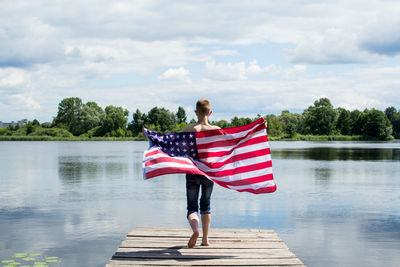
[{"xmin": 186, "ymin": 173, "xmax": 214, "ymax": 218}]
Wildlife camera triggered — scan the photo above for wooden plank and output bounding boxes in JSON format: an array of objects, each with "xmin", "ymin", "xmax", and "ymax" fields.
[
  {"xmin": 108, "ymin": 258, "xmax": 304, "ymax": 266},
  {"xmin": 133, "ymin": 227, "xmax": 275, "ymax": 232},
  {"xmin": 125, "ymin": 237, "xmax": 283, "ymax": 242},
  {"xmin": 127, "ymin": 232, "xmax": 280, "ymax": 239},
  {"xmin": 117, "ymin": 248, "xmax": 294, "ymax": 254},
  {"xmin": 106, "ymin": 263, "xmax": 305, "ymax": 267},
  {"xmin": 128, "ymin": 231, "xmax": 278, "ymax": 236},
  {"xmin": 130, "ymin": 227, "xmax": 275, "ymax": 234},
  {"xmin": 108, "ymin": 227, "xmax": 305, "ymax": 266},
  {"xmin": 120, "ymin": 241, "xmax": 289, "ymax": 249},
  {"xmin": 106, "ymin": 264, "xmax": 305, "ymax": 267},
  {"xmin": 113, "ymin": 250, "xmax": 297, "ymax": 259}
]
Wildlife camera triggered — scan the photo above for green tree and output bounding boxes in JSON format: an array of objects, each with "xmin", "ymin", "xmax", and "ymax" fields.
[
  {"xmin": 385, "ymin": 107, "xmax": 400, "ymax": 138},
  {"xmin": 128, "ymin": 109, "xmax": 147, "ymax": 136},
  {"xmin": 213, "ymin": 119, "xmax": 230, "ymax": 128},
  {"xmin": 364, "ymin": 109, "xmax": 393, "ymax": 140},
  {"xmin": 29, "ymin": 127, "xmax": 73, "ymax": 138},
  {"xmin": 146, "ymin": 107, "xmax": 177, "ymax": 132},
  {"xmin": 32, "ymin": 119, "xmax": 40, "ymax": 126},
  {"xmin": 280, "ymin": 110, "xmax": 303, "ymax": 137},
  {"xmin": 176, "ymin": 106, "xmax": 187, "ymax": 124},
  {"xmin": 391, "ymin": 112, "xmax": 400, "ymax": 139},
  {"xmin": 350, "ymin": 109, "xmax": 365, "ymax": 135},
  {"xmin": 97, "ymin": 105, "xmax": 129, "ymax": 136},
  {"xmin": 76, "ymin": 101, "xmax": 105, "ymax": 135},
  {"xmin": 264, "ymin": 114, "xmax": 283, "ymax": 136},
  {"xmin": 384, "ymin": 106, "xmax": 397, "ymax": 121},
  {"xmin": 54, "ymin": 97, "xmax": 83, "ymax": 135},
  {"xmin": 0, "ymin": 128, "xmax": 12, "ymax": 136},
  {"xmin": 41, "ymin": 122, "xmax": 52, "ymax": 128},
  {"xmin": 303, "ymin": 98, "xmax": 337, "ymax": 135},
  {"xmin": 336, "ymin": 108, "xmax": 351, "ymax": 135},
  {"xmin": 230, "ymin": 116, "xmax": 252, "ymax": 127},
  {"xmin": 26, "ymin": 122, "xmax": 35, "ymax": 135}
]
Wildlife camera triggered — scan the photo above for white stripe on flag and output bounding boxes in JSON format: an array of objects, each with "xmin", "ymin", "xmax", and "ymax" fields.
[
  {"xmin": 196, "ymin": 122, "xmax": 264, "ymax": 144},
  {"xmin": 144, "ymin": 150, "xmax": 196, "ymax": 164},
  {"xmin": 142, "ymin": 118, "xmax": 276, "ymax": 194},
  {"xmin": 202, "ymin": 167, "xmax": 273, "ymax": 182},
  {"xmin": 197, "ymin": 129, "xmax": 267, "ymax": 153},
  {"xmin": 145, "ymin": 160, "xmax": 198, "ymax": 172},
  {"xmin": 198, "ymin": 142, "xmax": 269, "ymax": 163},
  {"xmin": 195, "ymin": 154, "xmax": 271, "ymax": 173},
  {"xmin": 227, "ymin": 180, "xmax": 276, "ymax": 191}
]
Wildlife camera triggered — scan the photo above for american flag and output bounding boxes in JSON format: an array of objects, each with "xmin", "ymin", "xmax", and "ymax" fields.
[{"xmin": 142, "ymin": 118, "xmax": 276, "ymax": 194}]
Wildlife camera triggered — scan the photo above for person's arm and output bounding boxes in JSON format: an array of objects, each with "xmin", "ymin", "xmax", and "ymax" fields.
[{"xmin": 142, "ymin": 128, "xmax": 148, "ymax": 140}]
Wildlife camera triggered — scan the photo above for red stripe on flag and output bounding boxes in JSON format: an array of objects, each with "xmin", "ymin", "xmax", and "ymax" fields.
[
  {"xmin": 209, "ymin": 178, "xmax": 230, "ymax": 189},
  {"xmin": 197, "ymin": 124, "xmax": 265, "ymax": 150},
  {"xmin": 195, "ymin": 118, "xmax": 265, "ymax": 138},
  {"xmin": 145, "ymin": 149, "xmax": 163, "ymax": 157},
  {"xmin": 201, "ymin": 148, "xmax": 270, "ymax": 169},
  {"xmin": 143, "ymin": 118, "xmax": 276, "ymax": 194},
  {"xmin": 198, "ymin": 135, "xmax": 268, "ymax": 159},
  {"xmin": 145, "ymin": 156, "xmax": 195, "ymax": 167},
  {"xmin": 222, "ymin": 174, "xmax": 274, "ymax": 186},
  {"xmin": 235, "ymin": 184, "xmax": 277, "ymax": 194},
  {"xmin": 146, "ymin": 166, "xmax": 206, "ymax": 179},
  {"xmin": 204, "ymin": 161, "xmax": 272, "ymax": 178}
]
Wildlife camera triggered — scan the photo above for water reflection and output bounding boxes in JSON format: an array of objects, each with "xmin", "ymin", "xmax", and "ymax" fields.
[
  {"xmin": 0, "ymin": 141, "xmax": 399, "ymax": 267},
  {"xmin": 58, "ymin": 155, "xmax": 128, "ymax": 183},
  {"xmin": 314, "ymin": 168, "xmax": 332, "ymax": 184},
  {"xmin": 272, "ymin": 147, "xmax": 399, "ymax": 161},
  {"xmin": 359, "ymin": 215, "xmax": 400, "ymax": 242}
]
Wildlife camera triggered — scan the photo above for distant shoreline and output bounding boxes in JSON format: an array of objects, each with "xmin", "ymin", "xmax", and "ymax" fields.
[{"xmin": 0, "ymin": 135, "xmax": 385, "ymax": 142}]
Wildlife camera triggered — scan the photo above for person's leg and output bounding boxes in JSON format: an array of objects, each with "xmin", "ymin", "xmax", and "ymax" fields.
[
  {"xmin": 186, "ymin": 174, "xmax": 201, "ymax": 248},
  {"xmin": 201, "ymin": 213, "xmax": 211, "ymax": 246},
  {"xmin": 187, "ymin": 213, "xmax": 199, "ymax": 248},
  {"xmin": 199, "ymin": 177, "xmax": 214, "ymax": 246}
]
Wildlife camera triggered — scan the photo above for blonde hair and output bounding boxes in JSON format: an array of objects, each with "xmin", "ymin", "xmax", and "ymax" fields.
[{"xmin": 196, "ymin": 98, "xmax": 211, "ymax": 117}]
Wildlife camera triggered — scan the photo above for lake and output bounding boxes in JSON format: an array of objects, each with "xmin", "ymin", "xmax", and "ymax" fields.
[{"xmin": 0, "ymin": 141, "xmax": 399, "ymax": 266}]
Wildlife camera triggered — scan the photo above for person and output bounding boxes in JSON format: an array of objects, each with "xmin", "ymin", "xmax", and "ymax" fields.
[{"xmin": 181, "ymin": 98, "xmax": 220, "ymax": 248}]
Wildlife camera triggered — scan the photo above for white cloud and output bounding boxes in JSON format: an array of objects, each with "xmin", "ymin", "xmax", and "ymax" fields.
[
  {"xmin": 11, "ymin": 94, "xmax": 41, "ymax": 110},
  {"xmin": 0, "ymin": 15, "xmax": 64, "ymax": 66},
  {"xmin": 211, "ymin": 50, "xmax": 238, "ymax": 56},
  {"xmin": 29, "ymin": 65, "xmax": 400, "ymax": 122},
  {"xmin": 57, "ymin": 64, "xmax": 400, "ymax": 122},
  {"xmin": 1, "ymin": 0, "xmax": 400, "ymax": 121},
  {"xmin": 63, "ymin": 39, "xmax": 201, "ymax": 76},
  {"xmin": 3, "ymin": 0, "xmax": 400, "ymax": 67},
  {"xmin": 205, "ymin": 61, "xmax": 247, "ymax": 81},
  {"xmin": 286, "ymin": 29, "xmax": 386, "ymax": 64},
  {"xmin": 0, "ymin": 68, "xmax": 30, "ymax": 88},
  {"xmin": 205, "ymin": 60, "xmax": 307, "ymax": 81},
  {"xmin": 247, "ymin": 60, "xmax": 277, "ymax": 75},
  {"xmin": 158, "ymin": 67, "xmax": 191, "ymax": 82}
]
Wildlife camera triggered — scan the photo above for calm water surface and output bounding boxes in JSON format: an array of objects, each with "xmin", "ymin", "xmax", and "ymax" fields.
[{"xmin": 0, "ymin": 141, "xmax": 399, "ymax": 266}]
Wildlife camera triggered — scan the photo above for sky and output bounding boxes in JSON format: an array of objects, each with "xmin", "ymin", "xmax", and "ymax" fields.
[{"xmin": 1, "ymin": 0, "xmax": 400, "ymax": 122}]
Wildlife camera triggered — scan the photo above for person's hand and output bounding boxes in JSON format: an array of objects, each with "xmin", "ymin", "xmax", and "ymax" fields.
[
  {"xmin": 142, "ymin": 128, "xmax": 147, "ymax": 140},
  {"xmin": 264, "ymin": 120, "xmax": 268, "ymax": 129}
]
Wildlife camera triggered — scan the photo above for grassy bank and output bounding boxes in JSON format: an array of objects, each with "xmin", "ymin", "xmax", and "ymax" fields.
[
  {"xmin": 268, "ymin": 134, "xmax": 376, "ymax": 141},
  {"xmin": 0, "ymin": 136, "xmax": 145, "ymax": 141},
  {"xmin": 0, "ymin": 134, "xmax": 382, "ymax": 141}
]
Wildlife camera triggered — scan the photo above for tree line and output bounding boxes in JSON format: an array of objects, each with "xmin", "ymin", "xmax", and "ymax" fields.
[{"xmin": 1, "ymin": 97, "xmax": 399, "ymax": 140}]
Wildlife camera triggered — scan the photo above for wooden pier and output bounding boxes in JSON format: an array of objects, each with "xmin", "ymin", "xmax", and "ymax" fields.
[{"xmin": 107, "ymin": 227, "xmax": 305, "ymax": 266}]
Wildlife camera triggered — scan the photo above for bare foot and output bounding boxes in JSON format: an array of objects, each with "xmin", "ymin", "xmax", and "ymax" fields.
[
  {"xmin": 188, "ymin": 231, "xmax": 199, "ymax": 248},
  {"xmin": 201, "ymin": 239, "xmax": 210, "ymax": 246}
]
